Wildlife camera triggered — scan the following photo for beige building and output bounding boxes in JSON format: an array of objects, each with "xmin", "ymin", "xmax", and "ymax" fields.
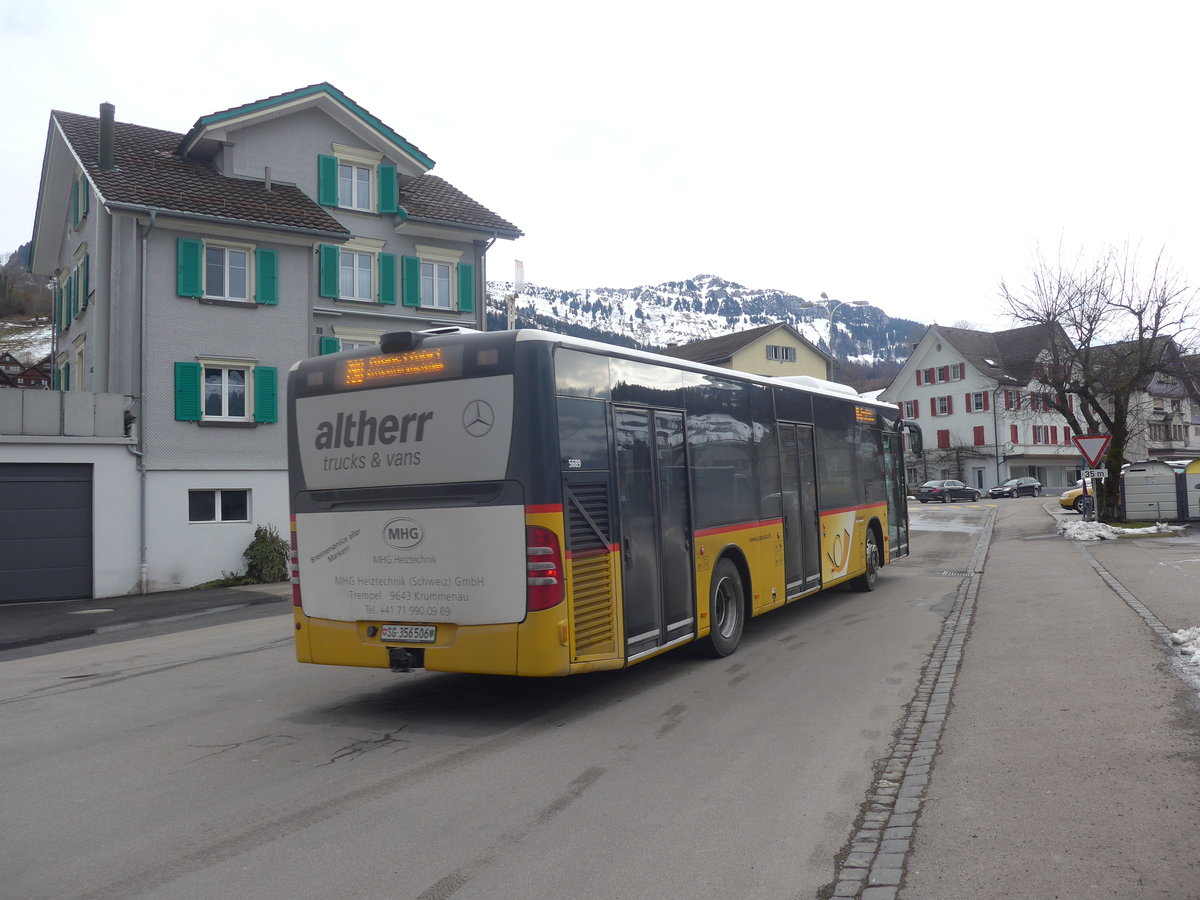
[{"xmin": 660, "ymin": 322, "xmax": 830, "ymax": 379}]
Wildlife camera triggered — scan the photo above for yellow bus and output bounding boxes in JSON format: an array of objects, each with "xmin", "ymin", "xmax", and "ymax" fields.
[{"xmin": 287, "ymin": 327, "xmax": 920, "ymax": 676}]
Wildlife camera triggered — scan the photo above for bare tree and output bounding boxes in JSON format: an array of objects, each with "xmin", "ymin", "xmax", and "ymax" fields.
[{"xmin": 999, "ymin": 243, "xmax": 1199, "ymax": 520}]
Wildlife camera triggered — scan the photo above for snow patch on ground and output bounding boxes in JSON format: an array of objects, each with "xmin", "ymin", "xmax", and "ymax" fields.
[
  {"xmin": 1057, "ymin": 520, "xmax": 1189, "ymax": 541},
  {"xmin": 1170, "ymin": 627, "xmax": 1200, "ymax": 666}
]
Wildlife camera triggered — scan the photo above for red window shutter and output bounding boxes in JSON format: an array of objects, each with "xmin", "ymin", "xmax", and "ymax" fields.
[
  {"xmin": 938, "ymin": 429, "xmax": 950, "ymax": 450},
  {"xmin": 930, "ymin": 397, "xmax": 937, "ymax": 417},
  {"xmin": 916, "ymin": 370, "xmax": 923, "ymax": 386},
  {"xmin": 1051, "ymin": 426, "xmax": 1059, "ymax": 444},
  {"xmin": 947, "ymin": 396, "xmax": 954, "ymax": 414},
  {"xmin": 983, "ymin": 392, "xmax": 989, "ymax": 411},
  {"xmin": 1011, "ymin": 424, "xmax": 1019, "ymax": 443},
  {"xmin": 911, "ymin": 400, "xmax": 919, "ymax": 419},
  {"xmin": 973, "ymin": 425, "xmax": 985, "ymax": 446},
  {"xmin": 965, "ymin": 392, "xmax": 972, "ymax": 411}
]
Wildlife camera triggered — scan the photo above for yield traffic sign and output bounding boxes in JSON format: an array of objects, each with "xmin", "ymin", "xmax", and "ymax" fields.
[{"xmin": 1072, "ymin": 434, "xmax": 1111, "ymax": 468}]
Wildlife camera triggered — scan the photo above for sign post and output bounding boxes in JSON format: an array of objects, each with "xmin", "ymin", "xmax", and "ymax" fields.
[{"xmin": 1072, "ymin": 434, "xmax": 1111, "ymax": 521}]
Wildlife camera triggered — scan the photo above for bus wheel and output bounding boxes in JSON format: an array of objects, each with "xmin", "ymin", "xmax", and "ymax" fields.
[
  {"xmin": 854, "ymin": 528, "xmax": 880, "ymax": 592},
  {"xmin": 705, "ymin": 559, "xmax": 745, "ymax": 657}
]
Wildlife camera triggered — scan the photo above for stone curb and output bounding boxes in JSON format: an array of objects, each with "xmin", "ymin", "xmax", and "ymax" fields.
[{"xmin": 825, "ymin": 507, "xmax": 996, "ymax": 899}]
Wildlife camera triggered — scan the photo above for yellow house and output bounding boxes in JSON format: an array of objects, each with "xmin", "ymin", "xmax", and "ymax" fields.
[{"xmin": 660, "ymin": 322, "xmax": 831, "ymax": 379}]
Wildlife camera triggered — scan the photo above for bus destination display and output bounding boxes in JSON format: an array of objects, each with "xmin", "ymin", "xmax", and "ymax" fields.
[{"xmin": 341, "ymin": 346, "xmax": 463, "ymax": 389}]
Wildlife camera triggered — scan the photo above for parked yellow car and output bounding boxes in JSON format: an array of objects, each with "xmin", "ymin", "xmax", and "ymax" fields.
[{"xmin": 1059, "ymin": 479, "xmax": 1093, "ymax": 514}]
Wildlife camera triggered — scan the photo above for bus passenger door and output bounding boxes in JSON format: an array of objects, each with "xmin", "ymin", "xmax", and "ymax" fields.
[
  {"xmin": 883, "ymin": 432, "xmax": 909, "ymax": 558},
  {"xmin": 613, "ymin": 407, "xmax": 694, "ymax": 658},
  {"xmin": 780, "ymin": 423, "xmax": 821, "ymax": 596}
]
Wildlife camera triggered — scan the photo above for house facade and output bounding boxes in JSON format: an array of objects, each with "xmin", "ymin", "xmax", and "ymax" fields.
[
  {"xmin": 1121, "ymin": 343, "xmax": 1200, "ymax": 462},
  {"xmin": 660, "ymin": 322, "xmax": 830, "ymax": 379},
  {"xmin": 881, "ymin": 324, "xmax": 1082, "ymax": 492},
  {"xmin": 25, "ymin": 84, "xmax": 520, "ymax": 594}
]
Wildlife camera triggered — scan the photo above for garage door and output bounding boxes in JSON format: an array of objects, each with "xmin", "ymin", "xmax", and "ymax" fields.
[{"xmin": 0, "ymin": 463, "xmax": 93, "ymax": 603}]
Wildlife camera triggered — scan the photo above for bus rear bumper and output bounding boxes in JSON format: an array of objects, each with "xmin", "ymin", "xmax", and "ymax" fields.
[{"xmin": 292, "ymin": 606, "xmax": 573, "ymax": 676}]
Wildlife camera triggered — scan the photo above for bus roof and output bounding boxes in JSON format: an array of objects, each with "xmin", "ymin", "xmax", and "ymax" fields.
[{"xmin": 511, "ymin": 328, "xmax": 898, "ymax": 410}]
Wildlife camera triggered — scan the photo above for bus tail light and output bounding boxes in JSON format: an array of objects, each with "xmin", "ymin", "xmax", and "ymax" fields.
[
  {"xmin": 290, "ymin": 515, "xmax": 303, "ymax": 609},
  {"xmin": 526, "ymin": 526, "xmax": 564, "ymax": 611}
]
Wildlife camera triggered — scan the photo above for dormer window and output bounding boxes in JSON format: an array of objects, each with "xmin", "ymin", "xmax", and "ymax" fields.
[
  {"xmin": 340, "ymin": 162, "xmax": 372, "ymax": 210},
  {"xmin": 318, "ymin": 144, "xmax": 398, "ymax": 214}
]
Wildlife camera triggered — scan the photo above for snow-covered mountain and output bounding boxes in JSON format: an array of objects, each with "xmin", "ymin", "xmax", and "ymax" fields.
[{"xmin": 485, "ymin": 273, "xmax": 925, "ymax": 366}]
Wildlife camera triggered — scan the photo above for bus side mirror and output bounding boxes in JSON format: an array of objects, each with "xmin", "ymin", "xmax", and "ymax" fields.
[{"xmin": 903, "ymin": 420, "xmax": 924, "ymax": 458}]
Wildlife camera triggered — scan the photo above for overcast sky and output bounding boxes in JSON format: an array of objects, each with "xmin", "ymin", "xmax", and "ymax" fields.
[{"xmin": 4, "ymin": 1, "xmax": 1199, "ymax": 329}]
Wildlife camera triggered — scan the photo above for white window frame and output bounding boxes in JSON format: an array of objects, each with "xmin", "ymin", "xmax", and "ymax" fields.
[
  {"xmin": 72, "ymin": 335, "xmax": 86, "ymax": 392},
  {"xmin": 188, "ymin": 488, "xmax": 251, "ymax": 523},
  {"xmin": 333, "ymin": 326, "xmax": 383, "ymax": 351},
  {"xmin": 198, "ymin": 355, "xmax": 256, "ymax": 422},
  {"xmin": 337, "ymin": 236, "xmax": 385, "ymax": 303},
  {"xmin": 936, "ymin": 367, "xmax": 947, "ymax": 383},
  {"xmin": 765, "ymin": 344, "xmax": 796, "ymax": 362},
  {"xmin": 340, "ymin": 250, "xmax": 375, "ymax": 301},
  {"xmin": 902, "ymin": 400, "xmax": 916, "ymax": 418},
  {"xmin": 415, "ymin": 244, "xmax": 463, "ymax": 310},
  {"xmin": 332, "ymin": 143, "xmax": 383, "ymax": 213},
  {"xmin": 936, "ymin": 396, "xmax": 950, "ymax": 416},
  {"xmin": 1032, "ymin": 425, "xmax": 1049, "ymax": 445},
  {"xmin": 203, "ymin": 240, "xmax": 253, "ymax": 302},
  {"xmin": 970, "ymin": 392, "xmax": 985, "ymax": 412}
]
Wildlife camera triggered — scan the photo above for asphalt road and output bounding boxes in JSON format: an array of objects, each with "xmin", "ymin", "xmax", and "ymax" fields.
[{"xmin": 0, "ymin": 509, "xmax": 983, "ymax": 900}]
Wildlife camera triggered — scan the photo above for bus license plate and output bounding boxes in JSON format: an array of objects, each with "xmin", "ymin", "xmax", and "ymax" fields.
[{"xmin": 380, "ymin": 624, "xmax": 437, "ymax": 643}]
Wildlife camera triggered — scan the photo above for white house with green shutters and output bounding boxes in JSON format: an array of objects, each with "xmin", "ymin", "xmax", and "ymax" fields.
[{"xmin": 26, "ymin": 84, "xmax": 521, "ymax": 594}]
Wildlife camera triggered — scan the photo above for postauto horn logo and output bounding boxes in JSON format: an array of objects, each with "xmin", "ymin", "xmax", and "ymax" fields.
[{"xmin": 383, "ymin": 517, "xmax": 424, "ymax": 550}]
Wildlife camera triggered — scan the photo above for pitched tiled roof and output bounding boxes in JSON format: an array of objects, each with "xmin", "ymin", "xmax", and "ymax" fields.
[
  {"xmin": 54, "ymin": 111, "xmax": 348, "ymax": 236},
  {"xmin": 660, "ymin": 322, "xmax": 806, "ymax": 363},
  {"xmin": 180, "ymin": 82, "xmax": 436, "ymax": 170},
  {"xmin": 399, "ymin": 175, "xmax": 522, "ymax": 237},
  {"xmin": 934, "ymin": 323, "xmax": 1067, "ymax": 385}
]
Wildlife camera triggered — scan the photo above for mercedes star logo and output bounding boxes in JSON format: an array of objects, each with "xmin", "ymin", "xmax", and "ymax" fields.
[{"xmin": 462, "ymin": 399, "xmax": 495, "ymax": 437}]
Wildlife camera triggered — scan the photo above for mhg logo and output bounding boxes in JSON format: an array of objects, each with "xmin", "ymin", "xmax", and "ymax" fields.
[{"xmin": 383, "ymin": 517, "xmax": 424, "ymax": 549}]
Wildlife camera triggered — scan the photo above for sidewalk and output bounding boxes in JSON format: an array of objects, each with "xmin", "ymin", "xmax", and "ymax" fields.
[
  {"xmin": 898, "ymin": 499, "xmax": 1200, "ymax": 898},
  {"xmin": 0, "ymin": 581, "xmax": 292, "ymax": 652}
]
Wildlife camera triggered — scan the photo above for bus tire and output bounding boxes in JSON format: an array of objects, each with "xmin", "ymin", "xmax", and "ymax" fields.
[
  {"xmin": 704, "ymin": 558, "xmax": 745, "ymax": 658},
  {"xmin": 853, "ymin": 527, "xmax": 881, "ymax": 592}
]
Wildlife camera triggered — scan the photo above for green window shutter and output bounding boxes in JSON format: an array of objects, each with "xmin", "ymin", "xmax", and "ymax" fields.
[
  {"xmin": 379, "ymin": 252, "xmax": 397, "ymax": 305},
  {"xmin": 72, "ymin": 178, "xmax": 80, "ymax": 228},
  {"xmin": 174, "ymin": 362, "xmax": 202, "ymax": 421},
  {"xmin": 319, "ymin": 335, "xmax": 341, "ymax": 355},
  {"xmin": 318, "ymin": 155, "xmax": 339, "ymax": 206},
  {"xmin": 401, "ymin": 255, "xmax": 421, "ymax": 307},
  {"xmin": 54, "ymin": 285, "xmax": 62, "ymax": 331},
  {"xmin": 82, "ymin": 180, "xmax": 89, "ymax": 216},
  {"xmin": 63, "ymin": 363, "xmax": 70, "ymax": 391},
  {"xmin": 177, "ymin": 238, "xmax": 203, "ymax": 298},
  {"xmin": 81, "ymin": 254, "xmax": 90, "ymax": 309},
  {"xmin": 319, "ymin": 244, "xmax": 340, "ymax": 298},
  {"xmin": 254, "ymin": 366, "xmax": 278, "ymax": 423},
  {"xmin": 66, "ymin": 273, "xmax": 75, "ymax": 319},
  {"xmin": 457, "ymin": 262, "xmax": 475, "ymax": 313},
  {"xmin": 255, "ymin": 248, "xmax": 278, "ymax": 305},
  {"xmin": 377, "ymin": 164, "xmax": 398, "ymax": 214}
]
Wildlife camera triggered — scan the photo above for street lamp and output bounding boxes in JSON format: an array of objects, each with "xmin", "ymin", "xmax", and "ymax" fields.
[{"xmin": 801, "ymin": 293, "xmax": 869, "ymax": 378}]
